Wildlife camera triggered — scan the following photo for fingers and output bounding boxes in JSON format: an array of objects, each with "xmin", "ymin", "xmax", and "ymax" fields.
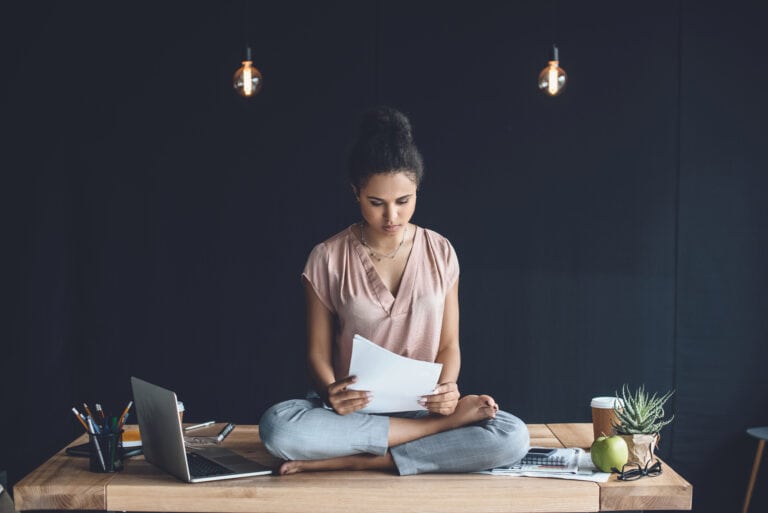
[
  {"xmin": 327, "ymin": 375, "xmax": 357, "ymax": 396},
  {"xmin": 326, "ymin": 376, "xmax": 373, "ymax": 415},
  {"xmin": 425, "ymin": 402, "xmax": 457, "ymax": 416},
  {"xmin": 432, "ymin": 382, "xmax": 459, "ymax": 395},
  {"xmin": 421, "ymin": 383, "xmax": 460, "ymax": 416},
  {"xmin": 421, "ymin": 382, "xmax": 459, "ymax": 401},
  {"xmin": 421, "ymin": 392, "xmax": 460, "ymax": 409},
  {"xmin": 331, "ymin": 391, "xmax": 373, "ymax": 415}
]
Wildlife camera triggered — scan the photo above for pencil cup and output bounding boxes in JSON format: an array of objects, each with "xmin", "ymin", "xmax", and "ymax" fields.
[
  {"xmin": 88, "ymin": 431, "xmax": 124, "ymax": 473},
  {"xmin": 590, "ymin": 397, "xmax": 623, "ymax": 441}
]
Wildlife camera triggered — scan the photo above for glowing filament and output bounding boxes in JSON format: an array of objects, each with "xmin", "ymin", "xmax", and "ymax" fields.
[
  {"xmin": 548, "ymin": 62, "xmax": 559, "ymax": 95},
  {"xmin": 243, "ymin": 62, "xmax": 253, "ymax": 96}
]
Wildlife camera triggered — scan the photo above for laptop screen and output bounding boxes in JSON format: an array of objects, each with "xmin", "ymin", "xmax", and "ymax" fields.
[{"xmin": 131, "ymin": 377, "xmax": 191, "ymax": 481}]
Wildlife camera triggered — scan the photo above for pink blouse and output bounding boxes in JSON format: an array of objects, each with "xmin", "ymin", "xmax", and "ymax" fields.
[{"xmin": 302, "ymin": 225, "xmax": 460, "ymax": 379}]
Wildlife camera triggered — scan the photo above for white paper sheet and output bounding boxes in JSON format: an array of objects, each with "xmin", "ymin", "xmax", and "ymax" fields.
[{"xmin": 347, "ymin": 334, "xmax": 443, "ymax": 413}]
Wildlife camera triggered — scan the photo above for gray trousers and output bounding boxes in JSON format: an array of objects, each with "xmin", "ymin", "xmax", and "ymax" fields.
[{"xmin": 259, "ymin": 397, "xmax": 530, "ymax": 476}]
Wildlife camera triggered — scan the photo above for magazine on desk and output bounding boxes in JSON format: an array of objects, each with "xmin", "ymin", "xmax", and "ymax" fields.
[{"xmin": 479, "ymin": 447, "xmax": 612, "ymax": 482}]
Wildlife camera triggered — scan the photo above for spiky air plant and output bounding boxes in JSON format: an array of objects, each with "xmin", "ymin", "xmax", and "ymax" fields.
[{"xmin": 613, "ymin": 384, "xmax": 674, "ymax": 435}]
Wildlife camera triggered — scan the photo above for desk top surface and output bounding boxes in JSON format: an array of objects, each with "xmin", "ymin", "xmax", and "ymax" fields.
[{"xmin": 14, "ymin": 423, "xmax": 691, "ymax": 513}]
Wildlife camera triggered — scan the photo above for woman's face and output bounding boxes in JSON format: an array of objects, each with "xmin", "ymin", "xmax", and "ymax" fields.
[{"xmin": 355, "ymin": 171, "xmax": 418, "ymax": 239}]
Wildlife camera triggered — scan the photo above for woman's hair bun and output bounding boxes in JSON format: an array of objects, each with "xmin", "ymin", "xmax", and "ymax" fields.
[
  {"xmin": 348, "ymin": 105, "xmax": 424, "ymax": 189},
  {"xmin": 358, "ymin": 105, "xmax": 413, "ymax": 143}
]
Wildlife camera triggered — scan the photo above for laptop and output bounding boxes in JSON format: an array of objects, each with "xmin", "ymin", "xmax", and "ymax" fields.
[{"xmin": 130, "ymin": 376, "xmax": 272, "ymax": 482}]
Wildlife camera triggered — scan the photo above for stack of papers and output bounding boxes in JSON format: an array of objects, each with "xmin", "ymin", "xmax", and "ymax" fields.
[
  {"xmin": 479, "ymin": 448, "xmax": 612, "ymax": 482},
  {"xmin": 348, "ymin": 334, "xmax": 443, "ymax": 413}
]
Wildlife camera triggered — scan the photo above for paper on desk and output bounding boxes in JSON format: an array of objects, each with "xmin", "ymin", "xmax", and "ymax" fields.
[
  {"xmin": 478, "ymin": 450, "xmax": 611, "ymax": 482},
  {"xmin": 348, "ymin": 334, "xmax": 443, "ymax": 413},
  {"xmin": 504, "ymin": 471, "xmax": 611, "ymax": 482}
]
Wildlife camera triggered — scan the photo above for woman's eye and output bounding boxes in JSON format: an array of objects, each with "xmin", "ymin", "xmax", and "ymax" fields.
[
  {"xmin": 397, "ymin": 199, "xmax": 409, "ymax": 205},
  {"xmin": 370, "ymin": 201, "xmax": 383, "ymax": 206}
]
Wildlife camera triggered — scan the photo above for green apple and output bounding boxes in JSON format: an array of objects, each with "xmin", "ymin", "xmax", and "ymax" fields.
[{"xmin": 590, "ymin": 435, "xmax": 629, "ymax": 473}]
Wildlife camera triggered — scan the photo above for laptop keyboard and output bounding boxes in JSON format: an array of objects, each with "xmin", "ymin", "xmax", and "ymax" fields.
[{"xmin": 187, "ymin": 452, "xmax": 233, "ymax": 478}]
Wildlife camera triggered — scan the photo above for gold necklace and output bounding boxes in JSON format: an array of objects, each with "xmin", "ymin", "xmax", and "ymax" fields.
[{"xmin": 359, "ymin": 222, "xmax": 408, "ymax": 262}]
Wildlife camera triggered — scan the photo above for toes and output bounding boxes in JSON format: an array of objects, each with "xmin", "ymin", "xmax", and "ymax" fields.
[{"xmin": 279, "ymin": 462, "xmax": 299, "ymax": 475}]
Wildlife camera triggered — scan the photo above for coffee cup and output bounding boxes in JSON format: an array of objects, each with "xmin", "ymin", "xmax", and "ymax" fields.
[
  {"xmin": 590, "ymin": 396, "xmax": 623, "ymax": 440},
  {"xmin": 177, "ymin": 401, "xmax": 185, "ymax": 422}
]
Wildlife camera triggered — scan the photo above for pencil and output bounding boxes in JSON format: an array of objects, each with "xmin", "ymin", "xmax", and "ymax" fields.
[
  {"xmin": 184, "ymin": 420, "xmax": 215, "ymax": 432},
  {"xmin": 118, "ymin": 400, "xmax": 133, "ymax": 422},
  {"xmin": 71, "ymin": 407, "xmax": 89, "ymax": 431},
  {"xmin": 117, "ymin": 400, "xmax": 133, "ymax": 429}
]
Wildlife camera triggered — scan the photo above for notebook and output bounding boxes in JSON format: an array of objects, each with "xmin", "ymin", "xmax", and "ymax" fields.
[{"xmin": 130, "ymin": 376, "xmax": 272, "ymax": 482}]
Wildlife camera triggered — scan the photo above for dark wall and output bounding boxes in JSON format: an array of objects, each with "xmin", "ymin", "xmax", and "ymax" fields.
[
  {"xmin": 675, "ymin": 1, "xmax": 768, "ymax": 510},
  {"xmin": 1, "ymin": 2, "xmax": 766, "ymax": 513}
]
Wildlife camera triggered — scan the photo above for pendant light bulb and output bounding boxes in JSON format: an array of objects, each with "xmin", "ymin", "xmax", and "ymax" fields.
[
  {"xmin": 233, "ymin": 47, "xmax": 262, "ymax": 97},
  {"xmin": 538, "ymin": 45, "xmax": 567, "ymax": 96}
]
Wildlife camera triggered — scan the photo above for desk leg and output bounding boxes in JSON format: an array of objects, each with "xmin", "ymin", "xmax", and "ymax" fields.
[{"xmin": 742, "ymin": 439, "xmax": 765, "ymax": 513}]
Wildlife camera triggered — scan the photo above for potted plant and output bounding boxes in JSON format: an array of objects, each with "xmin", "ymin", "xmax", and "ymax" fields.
[{"xmin": 612, "ymin": 384, "xmax": 674, "ymax": 466}]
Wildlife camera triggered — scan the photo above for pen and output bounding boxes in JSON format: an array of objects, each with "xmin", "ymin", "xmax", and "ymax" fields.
[
  {"xmin": 87, "ymin": 417, "xmax": 106, "ymax": 471},
  {"xmin": 82, "ymin": 403, "xmax": 94, "ymax": 419},
  {"xmin": 72, "ymin": 408, "xmax": 89, "ymax": 431},
  {"xmin": 88, "ymin": 415, "xmax": 101, "ymax": 434},
  {"xmin": 95, "ymin": 403, "xmax": 106, "ymax": 421},
  {"xmin": 184, "ymin": 420, "xmax": 215, "ymax": 432},
  {"xmin": 216, "ymin": 423, "xmax": 236, "ymax": 442}
]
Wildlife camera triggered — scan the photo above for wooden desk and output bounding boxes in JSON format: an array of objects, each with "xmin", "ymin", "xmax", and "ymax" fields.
[{"xmin": 14, "ymin": 423, "xmax": 692, "ymax": 513}]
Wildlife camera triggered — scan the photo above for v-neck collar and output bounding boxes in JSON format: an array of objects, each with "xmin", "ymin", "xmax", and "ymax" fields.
[{"xmin": 350, "ymin": 224, "xmax": 421, "ymax": 316}]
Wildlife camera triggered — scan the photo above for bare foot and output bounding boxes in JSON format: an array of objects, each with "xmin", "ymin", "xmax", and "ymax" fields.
[
  {"xmin": 279, "ymin": 453, "xmax": 395, "ymax": 475},
  {"xmin": 279, "ymin": 460, "xmax": 313, "ymax": 475},
  {"xmin": 446, "ymin": 394, "xmax": 498, "ymax": 429}
]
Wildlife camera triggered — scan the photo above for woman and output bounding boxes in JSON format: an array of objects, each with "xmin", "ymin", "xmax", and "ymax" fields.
[{"xmin": 259, "ymin": 106, "xmax": 529, "ymax": 476}]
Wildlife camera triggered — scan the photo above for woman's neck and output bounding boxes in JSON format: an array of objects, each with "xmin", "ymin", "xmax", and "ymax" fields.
[{"xmin": 358, "ymin": 222, "xmax": 411, "ymax": 259}]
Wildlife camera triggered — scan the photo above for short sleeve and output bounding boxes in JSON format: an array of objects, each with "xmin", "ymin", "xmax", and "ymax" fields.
[
  {"xmin": 301, "ymin": 243, "xmax": 337, "ymax": 313},
  {"xmin": 445, "ymin": 240, "xmax": 460, "ymax": 291},
  {"xmin": 422, "ymin": 229, "xmax": 461, "ymax": 294}
]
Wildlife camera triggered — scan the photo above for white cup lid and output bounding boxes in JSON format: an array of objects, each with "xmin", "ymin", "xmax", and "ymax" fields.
[
  {"xmin": 177, "ymin": 401, "xmax": 185, "ymax": 412},
  {"xmin": 591, "ymin": 396, "xmax": 624, "ymax": 409}
]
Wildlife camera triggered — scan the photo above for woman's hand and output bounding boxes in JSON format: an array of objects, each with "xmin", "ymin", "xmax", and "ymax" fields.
[
  {"xmin": 420, "ymin": 382, "xmax": 460, "ymax": 415},
  {"xmin": 325, "ymin": 376, "xmax": 372, "ymax": 415}
]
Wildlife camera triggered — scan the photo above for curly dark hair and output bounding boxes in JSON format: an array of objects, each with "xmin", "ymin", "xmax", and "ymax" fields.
[{"xmin": 348, "ymin": 106, "xmax": 425, "ymax": 191}]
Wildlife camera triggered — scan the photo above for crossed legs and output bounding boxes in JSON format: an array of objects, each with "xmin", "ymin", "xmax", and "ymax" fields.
[{"xmin": 260, "ymin": 395, "xmax": 529, "ymax": 476}]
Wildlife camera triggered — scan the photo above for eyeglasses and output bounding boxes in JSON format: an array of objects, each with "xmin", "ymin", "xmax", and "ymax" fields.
[
  {"xmin": 610, "ymin": 442, "xmax": 663, "ymax": 481},
  {"xmin": 611, "ymin": 459, "xmax": 663, "ymax": 481}
]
